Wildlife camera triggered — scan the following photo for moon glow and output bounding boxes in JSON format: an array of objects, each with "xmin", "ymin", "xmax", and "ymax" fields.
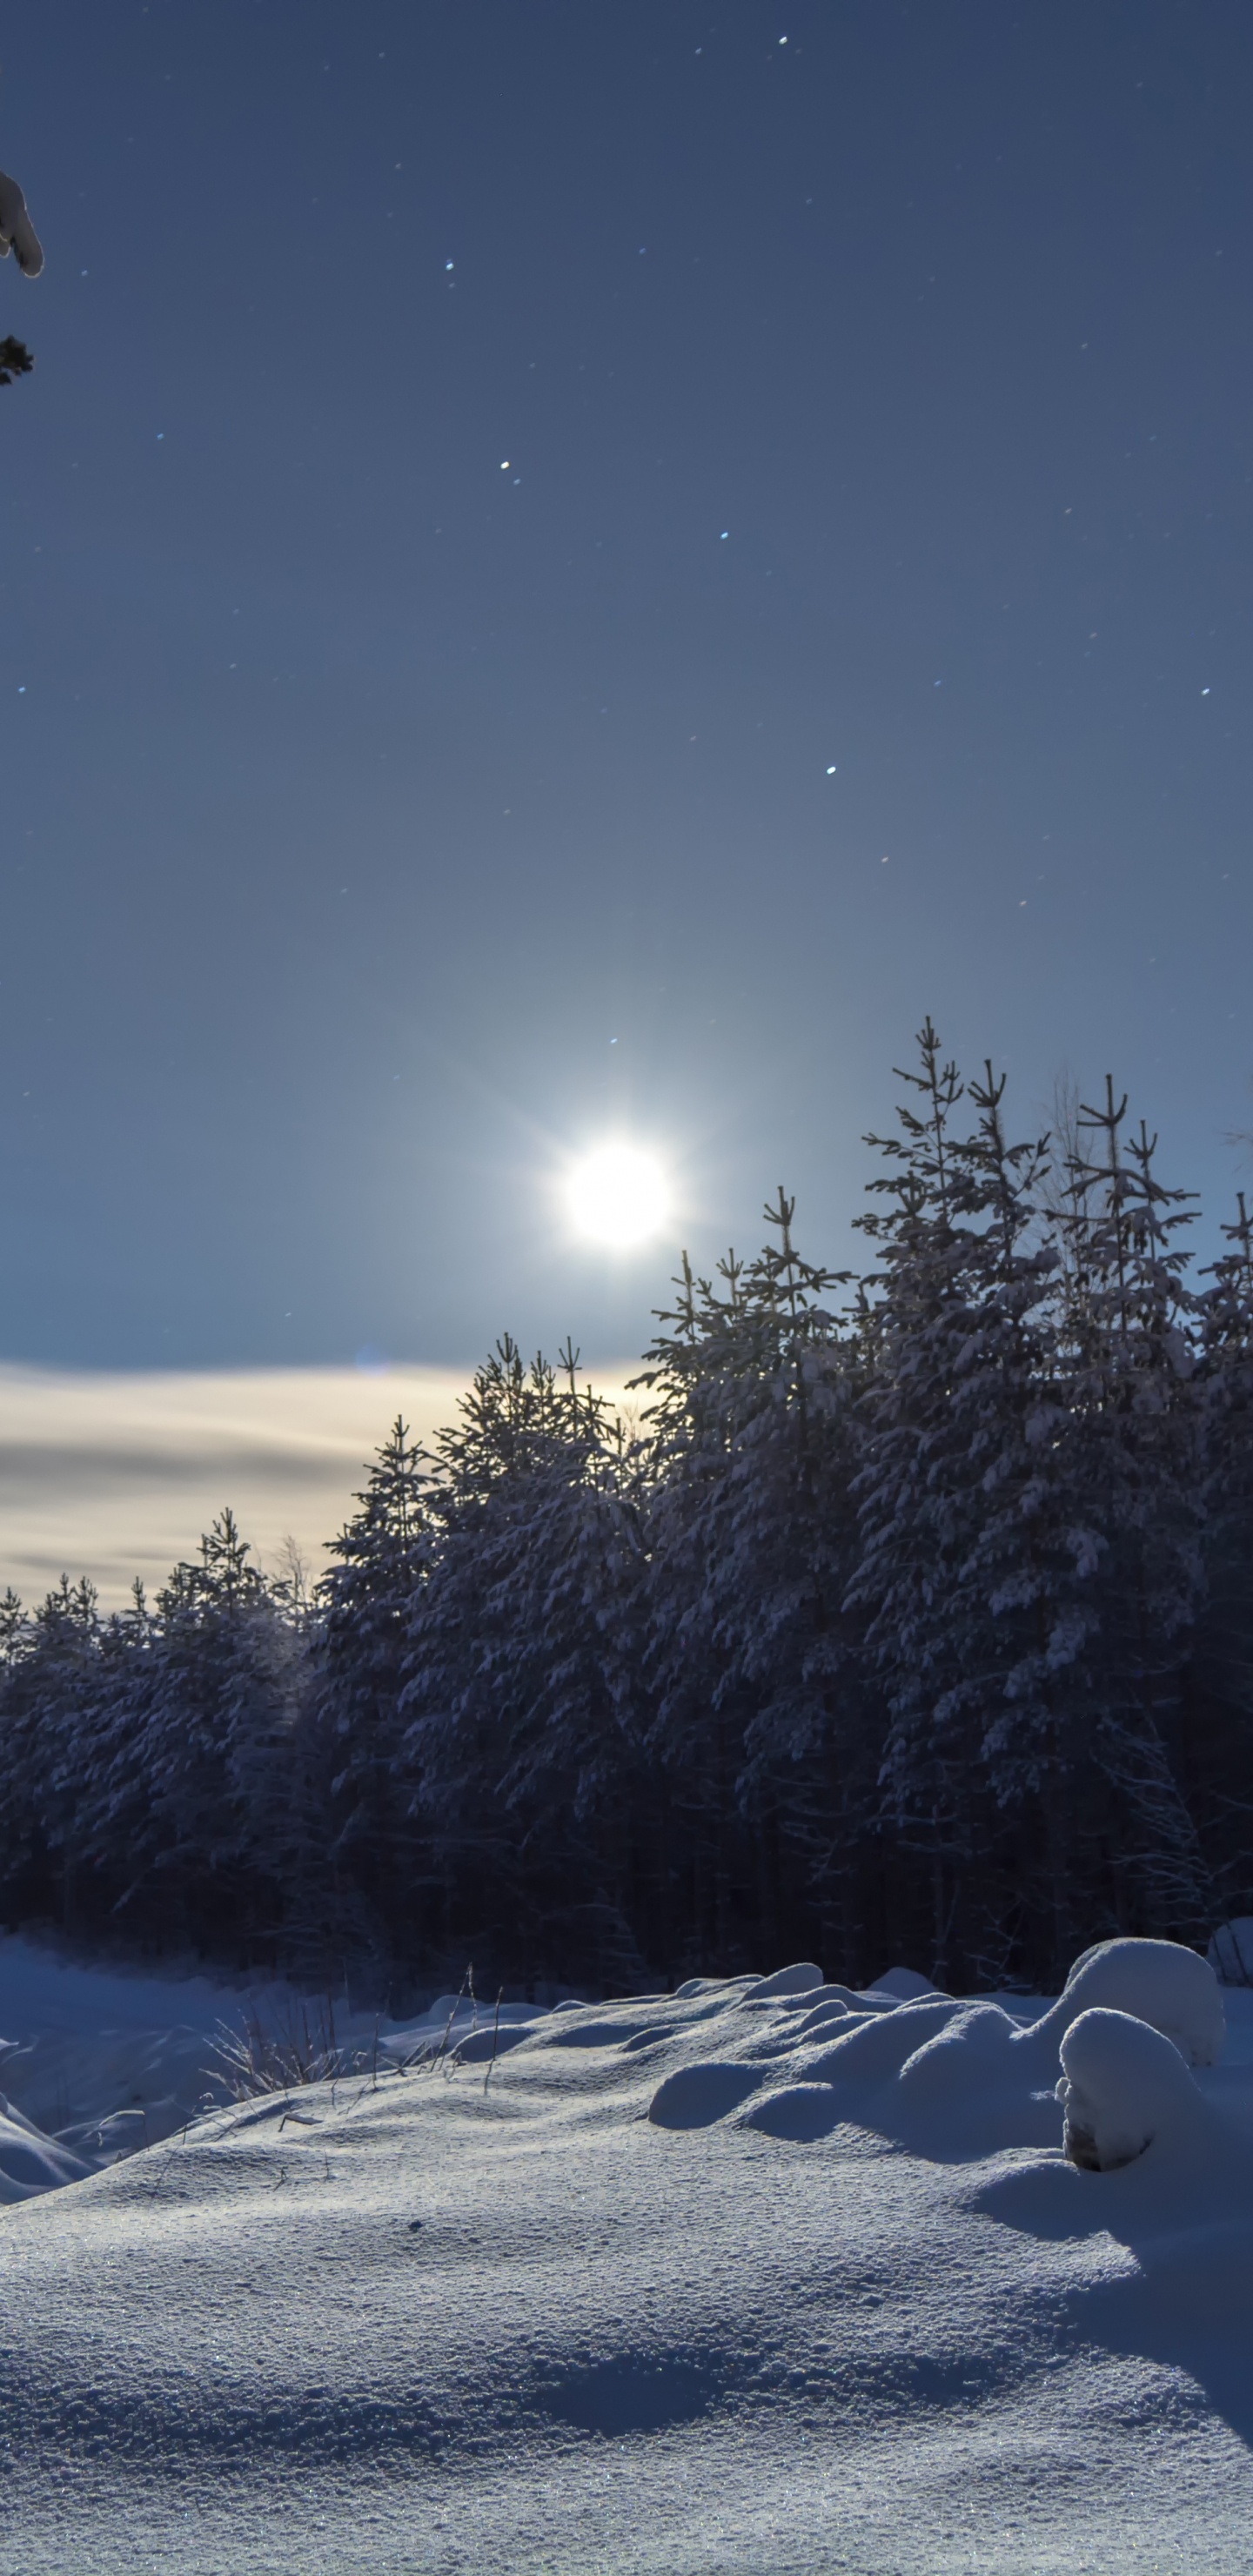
[{"xmin": 566, "ymin": 1144, "xmax": 670, "ymax": 1251}]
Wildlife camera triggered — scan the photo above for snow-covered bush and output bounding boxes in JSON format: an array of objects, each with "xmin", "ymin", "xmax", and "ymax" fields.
[
  {"xmin": 1027, "ymin": 1936, "xmax": 1224, "ymax": 2068},
  {"xmin": 1208, "ymin": 1919, "xmax": 1253, "ymax": 1986},
  {"xmin": 1056, "ymin": 2007, "xmax": 1205, "ymax": 2171}
]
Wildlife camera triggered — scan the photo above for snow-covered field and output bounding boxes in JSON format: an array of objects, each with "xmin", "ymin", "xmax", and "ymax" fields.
[{"xmin": 1, "ymin": 1939, "xmax": 1251, "ymax": 2572}]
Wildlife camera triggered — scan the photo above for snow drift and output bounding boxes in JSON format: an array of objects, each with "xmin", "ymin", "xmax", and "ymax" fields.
[{"xmin": 0, "ymin": 1933, "xmax": 1250, "ymax": 2569}]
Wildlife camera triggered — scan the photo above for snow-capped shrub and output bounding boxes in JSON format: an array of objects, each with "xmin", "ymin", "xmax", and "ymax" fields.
[
  {"xmin": 1208, "ymin": 1920, "xmax": 1253, "ymax": 1986},
  {"xmin": 1028, "ymin": 1936, "xmax": 1224, "ymax": 2068},
  {"xmin": 1056, "ymin": 2007, "xmax": 1204, "ymax": 2171}
]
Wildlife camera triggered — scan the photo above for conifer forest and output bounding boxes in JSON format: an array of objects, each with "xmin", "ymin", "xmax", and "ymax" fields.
[{"xmin": 3, "ymin": 1025, "xmax": 1251, "ymax": 1999}]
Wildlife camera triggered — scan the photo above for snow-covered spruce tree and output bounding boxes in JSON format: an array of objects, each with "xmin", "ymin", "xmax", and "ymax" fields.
[
  {"xmin": 64, "ymin": 1581, "xmax": 161, "ymax": 1929},
  {"xmin": 0, "ymin": 1577, "xmax": 102, "ymax": 1934},
  {"xmin": 90, "ymin": 1513, "xmax": 307, "ymax": 1960},
  {"xmin": 633, "ymin": 1197, "xmax": 873, "ymax": 1978},
  {"xmin": 399, "ymin": 1339, "xmax": 649, "ymax": 1986},
  {"xmin": 889, "ymin": 1059, "xmax": 1142, "ymax": 1982},
  {"xmin": 0, "ymin": 1591, "xmax": 41, "ymax": 1918},
  {"xmin": 313, "ymin": 1418, "xmax": 434, "ymax": 1968},
  {"xmin": 1047, "ymin": 1078, "xmax": 1210, "ymax": 1941},
  {"xmin": 848, "ymin": 1035, "xmax": 1211, "ymax": 1979},
  {"xmin": 1187, "ymin": 1193, "xmax": 1253, "ymax": 1911},
  {"xmin": 847, "ymin": 1032, "xmax": 1120, "ymax": 1982},
  {"xmin": 845, "ymin": 1027, "xmax": 1055, "ymax": 1981}
]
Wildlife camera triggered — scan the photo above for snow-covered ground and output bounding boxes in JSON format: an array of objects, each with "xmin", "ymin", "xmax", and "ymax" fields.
[{"xmin": 1, "ymin": 1940, "xmax": 1251, "ymax": 2571}]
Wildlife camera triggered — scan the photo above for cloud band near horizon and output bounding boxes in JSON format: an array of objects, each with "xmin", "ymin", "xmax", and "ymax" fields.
[{"xmin": 0, "ymin": 1364, "xmax": 635, "ymax": 1609}]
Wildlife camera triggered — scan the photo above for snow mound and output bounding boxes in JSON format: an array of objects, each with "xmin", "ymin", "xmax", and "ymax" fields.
[
  {"xmin": 648, "ymin": 1989, "xmax": 1067, "ymax": 2155},
  {"xmin": 864, "ymin": 1965, "xmax": 944, "ymax": 2002},
  {"xmin": 647, "ymin": 2060, "xmax": 762, "ymax": 2129},
  {"xmin": 804, "ymin": 1996, "xmax": 963, "ymax": 2087},
  {"xmin": 1057, "ymin": 2007, "xmax": 1209, "ymax": 2170},
  {"xmin": 898, "ymin": 2002, "xmax": 1015, "ymax": 2096},
  {"xmin": 776, "ymin": 1999, "xmax": 1061, "ymax": 2157},
  {"xmin": 1026, "ymin": 1935, "xmax": 1225, "ymax": 2067},
  {"xmin": 792, "ymin": 1991, "xmax": 856, "ymax": 2035},
  {"xmin": 742, "ymin": 1960, "xmax": 825, "ymax": 1999},
  {"xmin": 647, "ymin": 1948, "xmax": 1230, "ymax": 2162},
  {"xmin": 741, "ymin": 2081, "xmax": 841, "ymax": 2140}
]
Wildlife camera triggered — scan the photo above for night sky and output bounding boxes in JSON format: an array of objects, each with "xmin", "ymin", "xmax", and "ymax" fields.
[{"xmin": 3, "ymin": 1, "xmax": 1251, "ymax": 1376}]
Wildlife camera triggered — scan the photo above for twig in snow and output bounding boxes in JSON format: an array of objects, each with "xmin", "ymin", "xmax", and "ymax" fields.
[
  {"xmin": 484, "ymin": 1986, "xmax": 504, "ymax": 2094},
  {"xmin": 427, "ymin": 1964, "xmax": 472, "ymax": 2075}
]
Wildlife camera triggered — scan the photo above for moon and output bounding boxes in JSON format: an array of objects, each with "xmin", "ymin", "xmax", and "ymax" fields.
[{"xmin": 565, "ymin": 1143, "xmax": 670, "ymax": 1251}]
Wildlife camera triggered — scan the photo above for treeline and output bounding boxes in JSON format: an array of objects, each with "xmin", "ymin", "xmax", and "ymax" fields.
[{"xmin": 2, "ymin": 1023, "xmax": 1251, "ymax": 1996}]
